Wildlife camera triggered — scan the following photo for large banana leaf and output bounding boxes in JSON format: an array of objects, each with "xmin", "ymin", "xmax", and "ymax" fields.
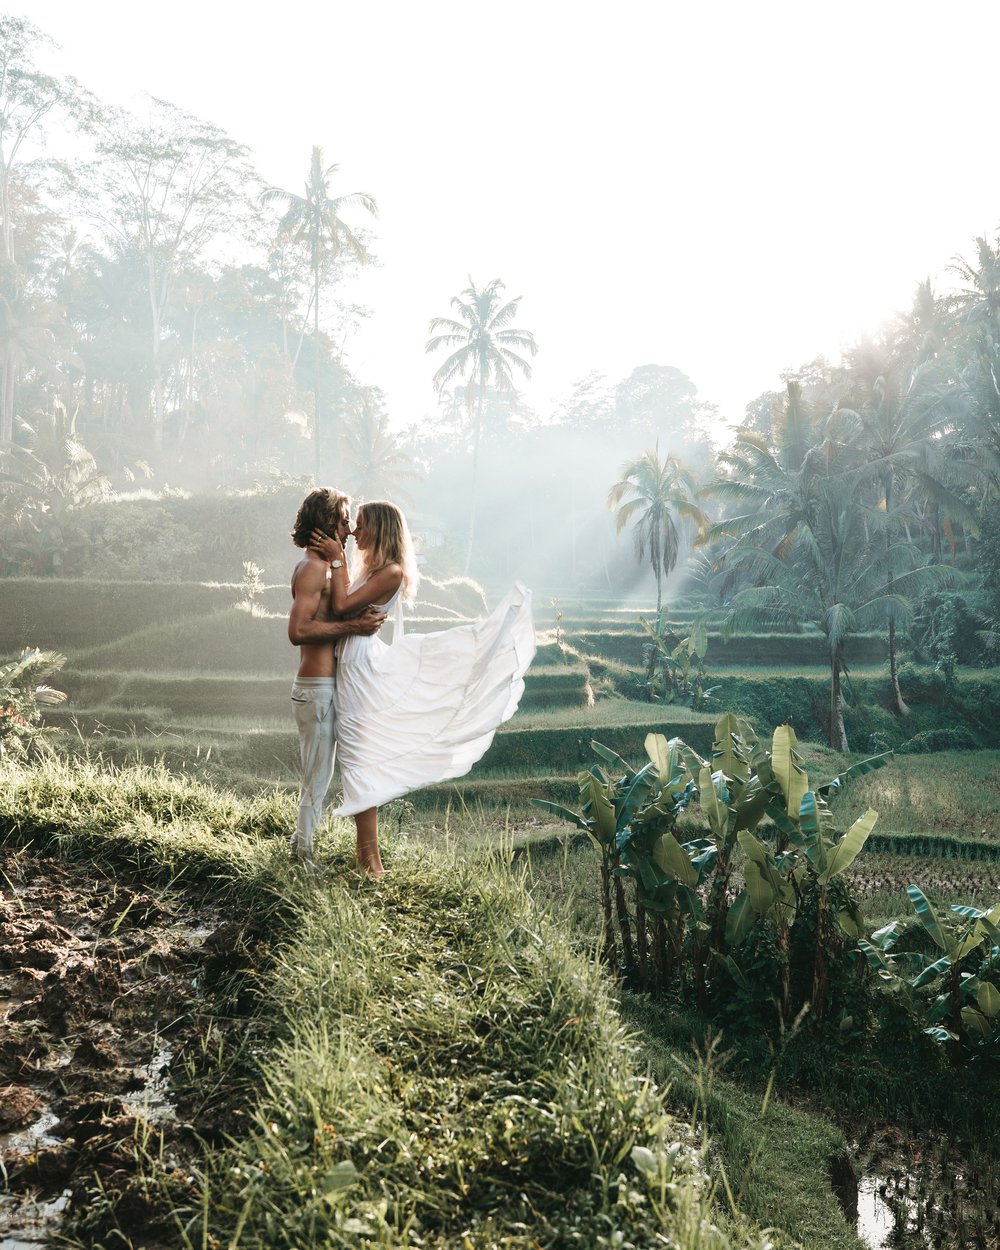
[
  {"xmin": 816, "ymin": 750, "xmax": 893, "ymax": 801},
  {"xmin": 836, "ymin": 906, "xmax": 864, "ymax": 940},
  {"xmin": 772, "ymin": 725, "xmax": 807, "ymax": 817},
  {"xmin": 947, "ymin": 904, "xmax": 988, "ymax": 921},
  {"xmin": 912, "ymin": 952, "xmax": 956, "ymax": 988},
  {"xmin": 591, "ymin": 740, "xmax": 634, "ymax": 775},
  {"xmin": 584, "ymin": 773, "xmax": 618, "ymax": 844},
  {"xmin": 858, "ymin": 938, "xmax": 898, "ymax": 982},
  {"xmin": 617, "ymin": 763, "xmax": 657, "ymax": 825},
  {"xmin": 531, "ymin": 798, "xmax": 588, "ymax": 831},
  {"xmin": 651, "ymin": 832, "xmax": 698, "ymax": 888},
  {"xmin": 819, "ymin": 809, "xmax": 878, "ymax": 885},
  {"xmin": 907, "ymin": 885, "xmax": 957, "ymax": 958},
  {"xmin": 977, "ymin": 904, "xmax": 1000, "ymax": 946},
  {"xmin": 956, "ymin": 926, "xmax": 988, "ymax": 961},
  {"xmin": 869, "ymin": 920, "xmax": 903, "ymax": 950},
  {"xmin": 732, "ymin": 784, "xmax": 771, "ymax": 833},
  {"xmin": 699, "ymin": 765, "xmax": 727, "ymax": 840},
  {"xmin": 977, "ymin": 981, "xmax": 1000, "ymax": 1020},
  {"xmin": 724, "ymin": 889, "xmax": 756, "ymax": 946},
  {"xmin": 924, "ymin": 1024, "xmax": 958, "ymax": 1044},
  {"xmin": 764, "ymin": 802, "xmax": 802, "ymax": 844},
  {"xmin": 714, "ymin": 951, "xmax": 751, "ymax": 990},
  {"xmin": 742, "ymin": 859, "xmax": 778, "ymax": 914},
  {"xmin": 799, "ymin": 791, "xmax": 820, "ymax": 841},
  {"xmin": 712, "ymin": 713, "xmax": 747, "ymax": 782},
  {"xmin": 644, "ymin": 733, "xmax": 673, "ymax": 786},
  {"xmin": 961, "ymin": 1007, "xmax": 992, "ymax": 1040}
]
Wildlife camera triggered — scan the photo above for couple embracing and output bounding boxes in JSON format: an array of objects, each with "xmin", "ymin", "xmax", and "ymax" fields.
[{"xmin": 287, "ymin": 487, "xmax": 535, "ymax": 876}]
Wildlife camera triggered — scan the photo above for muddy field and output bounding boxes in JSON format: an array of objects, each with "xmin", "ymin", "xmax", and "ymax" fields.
[{"xmin": 0, "ymin": 849, "xmax": 270, "ymax": 1249}]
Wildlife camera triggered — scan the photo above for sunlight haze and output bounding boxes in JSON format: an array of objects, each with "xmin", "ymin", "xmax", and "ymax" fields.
[{"xmin": 17, "ymin": 0, "xmax": 1000, "ymax": 432}]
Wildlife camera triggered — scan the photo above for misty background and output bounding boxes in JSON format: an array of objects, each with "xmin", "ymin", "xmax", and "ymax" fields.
[{"xmin": 3, "ymin": 4, "xmax": 1000, "ymax": 606}]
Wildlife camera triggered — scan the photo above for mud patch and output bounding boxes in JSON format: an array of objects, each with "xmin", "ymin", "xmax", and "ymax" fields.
[{"xmin": 0, "ymin": 848, "xmax": 270, "ymax": 1247}]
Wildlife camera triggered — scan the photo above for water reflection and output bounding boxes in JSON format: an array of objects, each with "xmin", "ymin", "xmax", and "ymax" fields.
[{"xmin": 847, "ymin": 1126, "xmax": 998, "ymax": 1250}]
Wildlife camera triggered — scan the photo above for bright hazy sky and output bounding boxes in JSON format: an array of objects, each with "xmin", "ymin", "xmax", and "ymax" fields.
[{"xmin": 20, "ymin": 0, "xmax": 1000, "ymax": 436}]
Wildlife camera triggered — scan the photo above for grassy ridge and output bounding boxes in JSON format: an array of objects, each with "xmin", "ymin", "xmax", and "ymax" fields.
[{"xmin": 0, "ymin": 756, "xmax": 765, "ymax": 1250}]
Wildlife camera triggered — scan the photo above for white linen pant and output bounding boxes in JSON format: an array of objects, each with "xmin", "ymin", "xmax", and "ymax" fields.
[{"xmin": 291, "ymin": 677, "xmax": 337, "ymax": 861}]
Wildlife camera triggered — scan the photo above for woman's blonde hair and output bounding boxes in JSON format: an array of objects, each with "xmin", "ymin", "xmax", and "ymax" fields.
[{"xmin": 356, "ymin": 501, "xmax": 419, "ymax": 603}]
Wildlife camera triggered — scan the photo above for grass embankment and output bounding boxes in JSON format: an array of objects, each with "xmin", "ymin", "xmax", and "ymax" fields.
[
  {"xmin": 45, "ymin": 696, "xmax": 721, "ymax": 817},
  {"xmin": 0, "ymin": 755, "xmax": 769, "ymax": 1250}
]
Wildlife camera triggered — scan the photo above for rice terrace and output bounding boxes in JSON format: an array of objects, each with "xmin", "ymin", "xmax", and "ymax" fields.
[{"xmin": 4, "ymin": 7, "xmax": 1000, "ymax": 1249}]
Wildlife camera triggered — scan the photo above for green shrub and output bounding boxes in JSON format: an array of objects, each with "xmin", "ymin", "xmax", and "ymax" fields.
[
  {"xmin": 899, "ymin": 727, "xmax": 980, "ymax": 754},
  {"xmin": 910, "ymin": 592, "xmax": 988, "ymax": 668}
]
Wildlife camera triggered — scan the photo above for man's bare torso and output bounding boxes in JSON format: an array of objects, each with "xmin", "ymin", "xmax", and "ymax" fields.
[{"xmin": 291, "ymin": 552, "xmax": 338, "ymax": 678}]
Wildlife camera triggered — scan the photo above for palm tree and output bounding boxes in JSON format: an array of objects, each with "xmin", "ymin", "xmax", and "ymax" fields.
[
  {"xmin": 341, "ymin": 388, "xmax": 422, "ymax": 505},
  {"xmin": 706, "ymin": 380, "xmax": 965, "ymax": 749},
  {"xmin": 426, "ymin": 277, "xmax": 537, "ymax": 569},
  {"xmin": 608, "ymin": 446, "xmax": 708, "ymax": 617},
  {"xmin": 0, "ymin": 399, "xmax": 109, "ymax": 573},
  {"xmin": 842, "ymin": 338, "xmax": 983, "ymax": 713},
  {"xmin": 714, "ymin": 475, "xmax": 959, "ymax": 751},
  {"xmin": 260, "ymin": 148, "xmax": 376, "ymax": 478}
]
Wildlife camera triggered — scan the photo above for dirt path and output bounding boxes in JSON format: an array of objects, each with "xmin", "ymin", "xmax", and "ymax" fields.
[{"xmin": 0, "ymin": 848, "xmax": 266, "ymax": 1248}]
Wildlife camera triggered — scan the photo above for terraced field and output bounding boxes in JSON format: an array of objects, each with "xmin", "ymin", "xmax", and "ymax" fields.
[{"xmin": 6, "ymin": 583, "xmax": 1000, "ymax": 846}]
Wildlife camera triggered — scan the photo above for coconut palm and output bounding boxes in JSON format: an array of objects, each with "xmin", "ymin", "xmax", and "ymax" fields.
[
  {"xmin": 260, "ymin": 148, "xmax": 377, "ymax": 477},
  {"xmin": 842, "ymin": 339, "xmax": 984, "ymax": 712},
  {"xmin": 0, "ymin": 399, "xmax": 109, "ymax": 573},
  {"xmin": 706, "ymin": 378, "xmax": 965, "ymax": 749},
  {"xmin": 608, "ymin": 446, "xmax": 709, "ymax": 617},
  {"xmin": 341, "ymin": 388, "xmax": 422, "ymax": 505},
  {"xmin": 426, "ymin": 277, "xmax": 537, "ymax": 569},
  {"xmin": 715, "ymin": 474, "xmax": 960, "ymax": 751}
]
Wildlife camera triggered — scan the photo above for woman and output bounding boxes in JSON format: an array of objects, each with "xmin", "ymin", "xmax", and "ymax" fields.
[{"xmin": 312, "ymin": 501, "xmax": 534, "ymax": 876}]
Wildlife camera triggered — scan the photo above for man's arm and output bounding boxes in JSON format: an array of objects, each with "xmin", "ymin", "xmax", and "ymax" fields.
[{"xmin": 288, "ymin": 562, "xmax": 383, "ymax": 645}]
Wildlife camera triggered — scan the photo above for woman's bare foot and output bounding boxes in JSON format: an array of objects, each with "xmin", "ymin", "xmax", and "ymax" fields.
[
  {"xmin": 355, "ymin": 854, "xmax": 385, "ymax": 878},
  {"xmin": 355, "ymin": 808, "xmax": 384, "ymax": 879}
]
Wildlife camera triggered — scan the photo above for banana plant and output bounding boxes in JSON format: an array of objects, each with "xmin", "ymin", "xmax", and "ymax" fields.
[
  {"xmin": 0, "ymin": 647, "xmax": 67, "ymax": 758},
  {"xmin": 860, "ymin": 893, "xmax": 1000, "ymax": 1057},
  {"xmin": 637, "ymin": 616, "xmax": 717, "ymax": 709},
  {"xmin": 534, "ymin": 714, "xmax": 890, "ymax": 1019},
  {"xmin": 709, "ymin": 722, "xmax": 888, "ymax": 1020}
]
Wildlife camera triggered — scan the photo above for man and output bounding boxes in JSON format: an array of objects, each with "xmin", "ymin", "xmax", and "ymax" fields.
[{"xmin": 287, "ymin": 487, "xmax": 382, "ymax": 866}]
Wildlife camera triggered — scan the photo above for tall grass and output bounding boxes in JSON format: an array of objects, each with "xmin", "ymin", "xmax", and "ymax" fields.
[
  {"xmin": 0, "ymin": 755, "xmax": 765, "ymax": 1250},
  {"xmin": 0, "ymin": 754, "xmax": 295, "ymax": 899},
  {"xmin": 177, "ymin": 849, "xmax": 752, "ymax": 1248}
]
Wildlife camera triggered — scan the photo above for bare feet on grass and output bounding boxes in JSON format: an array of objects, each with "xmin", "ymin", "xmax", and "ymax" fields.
[{"xmin": 355, "ymin": 807, "xmax": 385, "ymax": 878}]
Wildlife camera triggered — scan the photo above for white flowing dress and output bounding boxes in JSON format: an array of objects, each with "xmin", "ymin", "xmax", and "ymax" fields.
[{"xmin": 331, "ymin": 581, "xmax": 535, "ymax": 816}]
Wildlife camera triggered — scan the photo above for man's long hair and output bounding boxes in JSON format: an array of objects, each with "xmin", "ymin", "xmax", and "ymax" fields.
[
  {"xmin": 356, "ymin": 501, "xmax": 419, "ymax": 603},
  {"xmin": 291, "ymin": 488, "xmax": 349, "ymax": 549}
]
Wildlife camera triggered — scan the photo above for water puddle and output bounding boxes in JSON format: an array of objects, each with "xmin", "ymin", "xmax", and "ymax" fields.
[
  {"xmin": 0, "ymin": 1189, "xmax": 72, "ymax": 1250},
  {"xmin": 120, "ymin": 1042, "xmax": 176, "ymax": 1124},
  {"xmin": 834, "ymin": 1126, "xmax": 999, "ymax": 1250},
  {"xmin": 0, "ymin": 1109, "xmax": 61, "ymax": 1156}
]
